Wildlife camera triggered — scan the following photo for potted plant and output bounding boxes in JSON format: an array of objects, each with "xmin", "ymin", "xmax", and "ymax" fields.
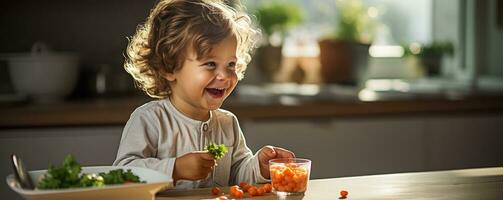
[
  {"xmin": 254, "ymin": 2, "xmax": 303, "ymax": 82},
  {"xmin": 318, "ymin": 0, "xmax": 375, "ymax": 85},
  {"xmin": 403, "ymin": 42, "xmax": 454, "ymax": 76}
]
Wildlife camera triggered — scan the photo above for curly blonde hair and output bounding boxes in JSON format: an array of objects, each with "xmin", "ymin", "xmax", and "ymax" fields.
[{"xmin": 124, "ymin": 0, "xmax": 260, "ymax": 98}]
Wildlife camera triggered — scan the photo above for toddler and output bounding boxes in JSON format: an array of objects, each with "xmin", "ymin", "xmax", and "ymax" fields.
[{"xmin": 113, "ymin": 0, "xmax": 295, "ymax": 189}]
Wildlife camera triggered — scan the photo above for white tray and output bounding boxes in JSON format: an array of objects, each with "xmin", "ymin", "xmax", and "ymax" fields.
[{"xmin": 6, "ymin": 166, "xmax": 173, "ymax": 200}]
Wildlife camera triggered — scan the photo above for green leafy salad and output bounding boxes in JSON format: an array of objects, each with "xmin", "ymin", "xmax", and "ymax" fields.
[
  {"xmin": 205, "ymin": 143, "xmax": 228, "ymax": 160},
  {"xmin": 37, "ymin": 155, "xmax": 144, "ymax": 189}
]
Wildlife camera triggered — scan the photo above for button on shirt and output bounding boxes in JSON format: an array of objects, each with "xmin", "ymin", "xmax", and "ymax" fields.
[{"xmin": 113, "ymin": 99, "xmax": 268, "ymax": 189}]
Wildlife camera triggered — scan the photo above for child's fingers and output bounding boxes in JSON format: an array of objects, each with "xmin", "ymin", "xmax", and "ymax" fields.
[
  {"xmin": 201, "ymin": 159, "xmax": 217, "ymax": 168},
  {"xmin": 197, "ymin": 152, "xmax": 216, "ymax": 168},
  {"xmin": 273, "ymin": 147, "xmax": 296, "ymax": 158},
  {"xmin": 191, "ymin": 151, "xmax": 215, "ymax": 160},
  {"xmin": 263, "ymin": 146, "xmax": 277, "ymax": 158},
  {"xmin": 199, "ymin": 151, "xmax": 217, "ymax": 160}
]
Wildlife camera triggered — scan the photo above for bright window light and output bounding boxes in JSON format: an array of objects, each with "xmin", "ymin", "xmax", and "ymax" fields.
[
  {"xmin": 365, "ymin": 79, "xmax": 410, "ymax": 92},
  {"xmin": 358, "ymin": 89, "xmax": 378, "ymax": 101},
  {"xmin": 369, "ymin": 45, "xmax": 405, "ymax": 58}
]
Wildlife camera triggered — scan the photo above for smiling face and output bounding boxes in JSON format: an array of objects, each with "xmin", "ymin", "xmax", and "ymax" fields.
[{"xmin": 164, "ymin": 34, "xmax": 238, "ymax": 121}]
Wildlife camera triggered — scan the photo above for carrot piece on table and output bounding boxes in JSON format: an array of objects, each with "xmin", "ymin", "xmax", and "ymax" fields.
[
  {"xmin": 211, "ymin": 187, "xmax": 221, "ymax": 195},
  {"xmin": 234, "ymin": 189, "xmax": 244, "ymax": 198},
  {"xmin": 230, "ymin": 185, "xmax": 244, "ymax": 198},
  {"xmin": 339, "ymin": 190, "xmax": 349, "ymax": 199},
  {"xmin": 248, "ymin": 186, "xmax": 258, "ymax": 196},
  {"xmin": 262, "ymin": 183, "xmax": 273, "ymax": 193},
  {"xmin": 239, "ymin": 182, "xmax": 251, "ymax": 192},
  {"xmin": 257, "ymin": 187, "xmax": 265, "ymax": 196},
  {"xmin": 239, "ymin": 182, "xmax": 249, "ymax": 188},
  {"xmin": 230, "ymin": 185, "xmax": 239, "ymax": 193}
]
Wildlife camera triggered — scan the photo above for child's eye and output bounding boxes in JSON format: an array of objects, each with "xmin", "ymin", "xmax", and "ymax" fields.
[
  {"xmin": 203, "ymin": 61, "xmax": 217, "ymax": 69},
  {"xmin": 227, "ymin": 62, "xmax": 236, "ymax": 69}
]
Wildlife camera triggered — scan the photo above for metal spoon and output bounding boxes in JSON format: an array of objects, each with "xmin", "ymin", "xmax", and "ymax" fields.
[
  {"xmin": 11, "ymin": 154, "xmax": 35, "ymax": 189},
  {"xmin": 212, "ymin": 167, "xmax": 222, "ymax": 187}
]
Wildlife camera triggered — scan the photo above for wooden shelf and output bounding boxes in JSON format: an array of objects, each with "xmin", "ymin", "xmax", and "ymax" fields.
[{"xmin": 1, "ymin": 94, "xmax": 503, "ymax": 128}]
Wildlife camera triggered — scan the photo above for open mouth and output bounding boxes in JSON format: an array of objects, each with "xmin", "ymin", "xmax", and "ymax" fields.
[{"xmin": 206, "ymin": 88, "xmax": 225, "ymax": 98}]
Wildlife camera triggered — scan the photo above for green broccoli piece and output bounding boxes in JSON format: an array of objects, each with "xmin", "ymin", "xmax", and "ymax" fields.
[
  {"xmin": 205, "ymin": 143, "xmax": 228, "ymax": 160},
  {"xmin": 38, "ymin": 155, "xmax": 82, "ymax": 189},
  {"xmin": 99, "ymin": 169, "xmax": 143, "ymax": 185},
  {"xmin": 79, "ymin": 173, "xmax": 104, "ymax": 187},
  {"xmin": 37, "ymin": 155, "xmax": 144, "ymax": 189}
]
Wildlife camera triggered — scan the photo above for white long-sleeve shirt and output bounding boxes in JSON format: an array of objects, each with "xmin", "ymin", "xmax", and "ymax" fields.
[{"xmin": 113, "ymin": 99, "xmax": 268, "ymax": 189}]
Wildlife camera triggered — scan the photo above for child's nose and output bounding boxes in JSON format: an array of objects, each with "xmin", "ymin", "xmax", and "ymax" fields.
[{"xmin": 215, "ymin": 68, "xmax": 233, "ymax": 80}]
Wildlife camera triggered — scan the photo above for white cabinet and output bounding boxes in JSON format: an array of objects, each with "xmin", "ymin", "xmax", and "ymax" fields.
[
  {"xmin": 242, "ymin": 114, "xmax": 503, "ymax": 179},
  {"xmin": 425, "ymin": 115, "xmax": 503, "ymax": 170},
  {"xmin": 242, "ymin": 117, "xmax": 426, "ymax": 178}
]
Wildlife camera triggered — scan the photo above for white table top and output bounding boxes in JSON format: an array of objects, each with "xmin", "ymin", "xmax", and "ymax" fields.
[{"xmin": 157, "ymin": 167, "xmax": 503, "ymax": 200}]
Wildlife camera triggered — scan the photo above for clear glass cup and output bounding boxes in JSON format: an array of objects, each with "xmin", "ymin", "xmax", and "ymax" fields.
[{"xmin": 269, "ymin": 158, "xmax": 311, "ymax": 196}]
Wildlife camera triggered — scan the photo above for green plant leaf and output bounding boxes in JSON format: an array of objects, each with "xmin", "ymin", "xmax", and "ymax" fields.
[{"xmin": 256, "ymin": 3, "xmax": 303, "ymax": 36}]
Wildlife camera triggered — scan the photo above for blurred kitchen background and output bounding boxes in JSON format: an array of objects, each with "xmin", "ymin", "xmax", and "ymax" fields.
[{"xmin": 1, "ymin": 0, "xmax": 503, "ymax": 199}]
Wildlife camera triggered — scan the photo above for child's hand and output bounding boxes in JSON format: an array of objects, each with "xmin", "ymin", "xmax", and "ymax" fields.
[
  {"xmin": 173, "ymin": 151, "xmax": 216, "ymax": 182},
  {"xmin": 257, "ymin": 145, "xmax": 295, "ymax": 179}
]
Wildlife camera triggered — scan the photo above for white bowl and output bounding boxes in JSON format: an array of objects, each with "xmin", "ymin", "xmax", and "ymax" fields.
[
  {"xmin": 1, "ymin": 42, "xmax": 79, "ymax": 103},
  {"xmin": 6, "ymin": 166, "xmax": 173, "ymax": 200}
]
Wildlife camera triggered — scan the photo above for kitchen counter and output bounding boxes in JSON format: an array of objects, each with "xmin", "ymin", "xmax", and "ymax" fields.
[
  {"xmin": 1, "ymin": 88, "xmax": 503, "ymax": 128},
  {"xmin": 156, "ymin": 167, "xmax": 503, "ymax": 200}
]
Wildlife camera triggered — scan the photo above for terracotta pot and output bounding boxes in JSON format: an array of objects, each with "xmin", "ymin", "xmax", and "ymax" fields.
[
  {"xmin": 318, "ymin": 39, "xmax": 369, "ymax": 85},
  {"xmin": 254, "ymin": 45, "xmax": 282, "ymax": 82}
]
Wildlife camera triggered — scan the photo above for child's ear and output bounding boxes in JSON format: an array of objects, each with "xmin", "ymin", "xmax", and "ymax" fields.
[{"xmin": 163, "ymin": 72, "xmax": 176, "ymax": 81}]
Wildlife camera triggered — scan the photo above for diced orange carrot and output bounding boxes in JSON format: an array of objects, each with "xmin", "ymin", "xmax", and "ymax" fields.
[
  {"xmin": 229, "ymin": 185, "xmax": 244, "ymax": 198},
  {"xmin": 275, "ymin": 175, "xmax": 283, "ymax": 182},
  {"xmin": 242, "ymin": 184, "xmax": 251, "ymax": 192},
  {"xmin": 239, "ymin": 182, "xmax": 248, "ymax": 188},
  {"xmin": 257, "ymin": 187, "xmax": 265, "ymax": 196},
  {"xmin": 340, "ymin": 190, "xmax": 349, "ymax": 198},
  {"xmin": 283, "ymin": 168, "xmax": 294, "ymax": 177},
  {"xmin": 230, "ymin": 185, "xmax": 239, "ymax": 194},
  {"xmin": 234, "ymin": 189, "xmax": 244, "ymax": 198},
  {"xmin": 262, "ymin": 183, "xmax": 273, "ymax": 193},
  {"xmin": 285, "ymin": 175, "xmax": 293, "ymax": 182},
  {"xmin": 248, "ymin": 186, "xmax": 258, "ymax": 196},
  {"xmin": 211, "ymin": 187, "xmax": 221, "ymax": 195},
  {"xmin": 288, "ymin": 181, "xmax": 296, "ymax": 188},
  {"xmin": 270, "ymin": 163, "xmax": 310, "ymax": 193}
]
